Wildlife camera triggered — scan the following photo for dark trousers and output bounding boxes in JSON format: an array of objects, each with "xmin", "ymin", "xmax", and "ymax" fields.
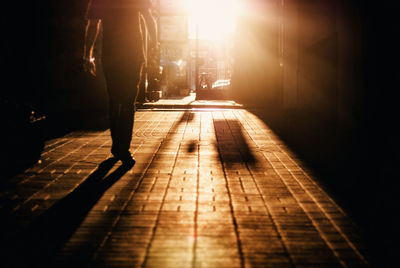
[
  {"xmin": 101, "ymin": 16, "xmax": 145, "ymax": 155},
  {"xmin": 103, "ymin": 60, "xmax": 143, "ymax": 154}
]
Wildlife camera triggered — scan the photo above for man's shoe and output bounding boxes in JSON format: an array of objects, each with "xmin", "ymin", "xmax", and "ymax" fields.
[
  {"xmin": 111, "ymin": 147, "xmax": 120, "ymax": 158},
  {"xmin": 120, "ymin": 153, "xmax": 135, "ymax": 167},
  {"xmin": 111, "ymin": 149, "xmax": 135, "ymax": 167}
]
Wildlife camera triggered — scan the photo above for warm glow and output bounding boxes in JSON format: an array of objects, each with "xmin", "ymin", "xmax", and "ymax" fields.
[{"xmin": 185, "ymin": 0, "xmax": 241, "ymax": 40}]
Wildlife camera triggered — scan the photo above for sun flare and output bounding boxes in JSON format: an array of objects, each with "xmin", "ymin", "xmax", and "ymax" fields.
[{"xmin": 185, "ymin": 0, "xmax": 241, "ymax": 40}]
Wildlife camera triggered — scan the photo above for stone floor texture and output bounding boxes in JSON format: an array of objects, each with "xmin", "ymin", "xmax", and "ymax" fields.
[{"xmin": 1, "ymin": 109, "xmax": 369, "ymax": 267}]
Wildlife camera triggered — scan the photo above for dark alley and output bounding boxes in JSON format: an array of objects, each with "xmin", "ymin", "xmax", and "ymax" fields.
[{"xmin": 2, "ymin": 0, "xmax": 400, "ymax": 267}]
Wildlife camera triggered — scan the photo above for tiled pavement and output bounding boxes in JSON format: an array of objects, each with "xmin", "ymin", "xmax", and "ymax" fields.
[{"xmin": 1, "ymin": 109, "xmax": 369, "ymax": 267}]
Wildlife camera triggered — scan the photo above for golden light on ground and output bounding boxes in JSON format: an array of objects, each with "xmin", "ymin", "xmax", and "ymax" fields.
[{"xmin": 185, "ymin": 0, "xmax": 241, "ymax": 40}]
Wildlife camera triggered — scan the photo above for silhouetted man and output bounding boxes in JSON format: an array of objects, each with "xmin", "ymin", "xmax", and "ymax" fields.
[{"xmin": 83, "ymin": 0, "xmax": 159, "ymax": 165}]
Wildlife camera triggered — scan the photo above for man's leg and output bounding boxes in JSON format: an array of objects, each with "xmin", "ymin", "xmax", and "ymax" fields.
[
  {"xmin": 115, "ymin": 101, "xmax": 135, "ymax": 156},
  {"xmin": 108, "ymin": 97, "xmax": 121, "ymax": 156},
  {"xmin": 109, "ymin": 99, "xmax": 135, "ymax": 163},
  {"xmin": 104, "ymin": 61, "xmax": 143, "ymax": 162},
  {"xmin": 116, "ymin": 62, "xmax": 143, "ymax": 157}
]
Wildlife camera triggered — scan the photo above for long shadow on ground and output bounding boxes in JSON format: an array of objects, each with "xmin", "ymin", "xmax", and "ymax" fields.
[
  {"xmin": 213, "ymin": 118, "xmax": 256, "ymax": 165},
  {"xmin": 3, "ymin": 158, "xmax": 133, "ymax": 267}
]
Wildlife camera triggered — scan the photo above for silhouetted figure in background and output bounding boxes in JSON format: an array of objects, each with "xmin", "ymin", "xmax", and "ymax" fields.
[
  {"xmin": 83, "ymin": 0, "xmax": 159, "ymax": 165},
  {"xmin": 199, "ymin": 72, "xmax": 212, "ymax": 89}
]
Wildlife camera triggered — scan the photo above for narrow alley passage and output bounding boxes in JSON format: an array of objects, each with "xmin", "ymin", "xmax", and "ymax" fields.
[{"xmin": 1, "ymin": 109, "xmax": 368, "ymax": 267}]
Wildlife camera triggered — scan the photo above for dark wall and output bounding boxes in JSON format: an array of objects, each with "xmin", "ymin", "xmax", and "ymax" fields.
[
  {"xmin": 231, "ymin": 0, "xmax": 399, "ymax": 266},
  {"xmin": 2, "ymin": 1, "xmax": 108, "ymax": 135},
  {"xmin": 359, "ymin": 2, "xmax": 400, "ymax": 266},
  {"xmin": 1, "ymin": 1, "xmax": 109, "ymax": 175}
]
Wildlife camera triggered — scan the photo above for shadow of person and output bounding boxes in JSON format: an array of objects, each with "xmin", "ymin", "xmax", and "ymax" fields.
[
  {"xmin": 5, "ymin": 157, "xmax": 134, "ymax": 267},
  {"xmin": 213, "ymin": 118, "xmax": 256, "ymax": 167}
]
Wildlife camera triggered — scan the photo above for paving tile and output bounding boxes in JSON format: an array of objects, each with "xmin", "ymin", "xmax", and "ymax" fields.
[{"xmin": 0, "ymin": 109, "xmax": 369, "ymax": 267}]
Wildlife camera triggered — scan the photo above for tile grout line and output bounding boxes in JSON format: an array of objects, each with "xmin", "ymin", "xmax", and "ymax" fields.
[
  {"xmin": 235, "ymin": 110, "xmax": 367, "ymax": 266},
  {"xmin": 225, "ymin": 110, "xmax": 295, "ymax": 268},
  {"xmin": 239, "ymin": 109, "xmax": 360, "ymax": 225},
  {"xmin": 212, "ymin": 111, "xmax": 245, "ymax": 268},
  {"xmin": 88, "ymin": 113, "xmax": 177, "ymax": 266},
  {"xmin": 241, "ymin": 109, "xmax": 350, "ymax": 218},
  {"xmin": 236, "ymin": 110, "xmax": 354, "ymax": 266},
  {"xmin": 268, "ymin": 154, "xmax": 348, "ymax": 267},
  {"xmin": 10, "ymin": 131, "xmax": 107, "ymax": 189},
  {"xmin": 13, "ymin": 137, "xmax": 110, "ymax": 212},
  {"xmin": 278, "ymin": 147, "xmax": 354, "ymax": 219},
  {"xmin": 191, "ymin": 113, "xmax": 201, "ymax": 268},
  {"xmin": 141, "ymin": 112, "xmax": 191, "ymax": 268},
  {"xmin": 273, "ymin": 151, "xmax": 369, "ymax": 266},
  {"xmin": 242, "ymin": 108, "xmax": 367, "ymax": 264},
  {"xmin": 42, "ymin": 131, "xmax": 87, "ymax": 155}
]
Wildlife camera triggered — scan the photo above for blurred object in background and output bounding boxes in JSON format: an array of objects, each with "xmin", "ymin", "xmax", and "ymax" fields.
[
  {"xmin": 1, "ymin": 97, "xmax": 46, "ymax": 178},
  {"xmin": 196, "ymin": 74, "xmax": 230, "ymax": 100},
  {"xmin": 160, "ymin": 59, "xmax": 189, "ymax": 97},
  {"xmin": 212, "ymin": 79, "xmax": 230, "ymax": 89},
  {"xmin": 146, "ymin": 65, "xmax": 162, "ymax": 102}
]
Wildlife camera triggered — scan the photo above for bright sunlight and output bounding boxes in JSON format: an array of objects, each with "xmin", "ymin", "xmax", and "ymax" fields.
[{"xmin": 185, "ymin": 0, "xmax": 241, "ymax": 40}]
